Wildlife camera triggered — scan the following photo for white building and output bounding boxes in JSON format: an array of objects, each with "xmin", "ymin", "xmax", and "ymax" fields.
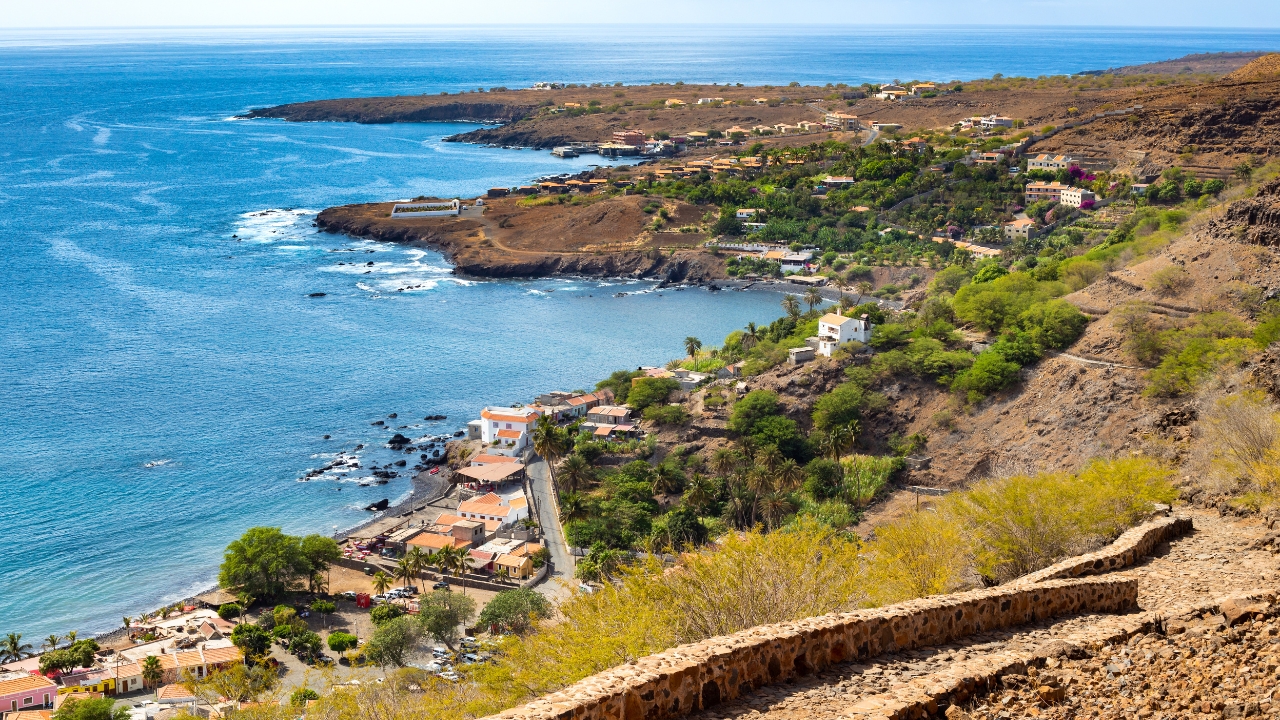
[
  {"xmin": 1027, "ymin": 154, "xmax": 1076, "ymax": 171},
  {"xmin": 391, "ymin": 199, "xmax": 460, "ymax": 217},
  {"xmin": 780, "ymin": 253, "xmax": 812, "ymax": 273},
  {"xmin": 875, "ymin": 84, "xmax": 908, "ymax": 100},
  {"xmin": 736, "ymin": 208, "xmax": 761, "ymax": 220},
  {"xmin": 980, "ymin": 115, "xmax": 1014, "ymax": 129},
  {"xmin": 1059, "ymin": 186, "xmax": 1097, "ymax": 208},
  {"xmin": 1004, "ymin": 217, "xmax": 1038, "ymax": 242},
  {"xmin": 816, "ymin": 313, "xmax": 873, "ymax": 356},
  {"xmin": 824, "ymin": 112, "xmax": 860, "ymax": 130},
  {"xmin": 479, "ymin": 407, "xmax": 542, "ymax": 456},
  {"xmin": 456, "ymin": 492, "xmax": 529, "ymax": 528}
]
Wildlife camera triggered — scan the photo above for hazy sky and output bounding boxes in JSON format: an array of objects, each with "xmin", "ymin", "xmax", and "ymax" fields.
[{"xmin": 1, "ymin": 0, "xmax": 1277, "ymax": 29}]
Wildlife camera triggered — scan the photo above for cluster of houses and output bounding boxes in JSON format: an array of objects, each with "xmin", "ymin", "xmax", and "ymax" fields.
[
  {"xmin": 710, "ymin": 240, "xmax": 817, "ymax": 274},
  {"xmin": 391, "ymin": 484, "xmax": 541, "ymax": 581},
  {"xmin": 957, "ymin": 114, "xmax": 1015, "ymax": 130},
  {"xmin": 0, "ymin": 610, "xmax": 245, "ymax": 719}
]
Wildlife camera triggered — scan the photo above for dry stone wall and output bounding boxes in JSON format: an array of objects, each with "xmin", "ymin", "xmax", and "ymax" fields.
[
  {"xmin": 1014, "ymin": 515, "xmax": 1192, "ymax": 586},
  {"xmin": 485, "ymin": 577, "xmax": 1137, "ymax": 720}
]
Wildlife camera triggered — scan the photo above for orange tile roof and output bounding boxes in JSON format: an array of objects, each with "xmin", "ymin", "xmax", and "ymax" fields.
[
  {"xmin": 496, "ymin": 429, "xmax": 522, "ymax": 439},
  {"xmin": 199, "ymin": 646, "xmax": 243, "ymax": 665},
  {"xmin": 0, "ymin": 675, "xmax": 56, "ymax": 695},
  {"xmin": 7, "ymin": 711, "xmax": 52, "ymax": 720},
  {"xmin": 458, "ymin": 499, "xmax": 520, "ymax": 516},
  {"xmin": 472, "ymin": 454, "xmax": 518, "ymax": 465},
  {"xmin": 433, "ymin": 513, "xmax": 466, "ymax": 526},
  {"xmin": 407, "ymin": 533, "xmax": 469, "ymax": 550},
  {"xmin": 481, "ymin": 409, "xmax": 539, "ymax": 424},
  {"xmin": 472, "ymin": 492, "xmax": 505, "ymax": 505},
  {"xmin": 156, "ymin": 684, "xmax": 195, "ymax": 701}
]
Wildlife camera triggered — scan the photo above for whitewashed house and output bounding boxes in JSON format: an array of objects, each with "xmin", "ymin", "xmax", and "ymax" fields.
[
  {"xmin": 479, "ymin": 407, "xmax": 542, "ymax": 456},
  {"xmin": 816, "ymin": 313, "xmax": 873, "ymax": 356}
]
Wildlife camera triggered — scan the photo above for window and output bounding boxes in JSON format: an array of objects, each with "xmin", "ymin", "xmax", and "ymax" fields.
[
  {"xmin": 505, "ymin": 423, "xmax": 512, "ymax": 429},
  {"xmin": 23, "ymin": 697, "xmax": 32, "ymax": 706}
]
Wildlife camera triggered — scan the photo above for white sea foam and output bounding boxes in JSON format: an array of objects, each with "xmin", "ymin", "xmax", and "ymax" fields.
[
  {"xmin": 235, "ymin": 208, "xmax": 318, "ymax": 244},
  {"xmin": 93, "ymin": 128, "xmax": 111, "ymax": 145}
]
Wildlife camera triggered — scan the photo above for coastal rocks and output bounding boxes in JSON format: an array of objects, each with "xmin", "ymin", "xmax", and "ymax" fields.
[
  {"xmin": 424, "ymin": 414, "xmax": 448, "ymax": 421},
  {"xmin": 364, "ymin": 499, "xmax": 389, "ymax": 512},
  {"xmin": 241, "ymin": 98, "xmax": 537, "ymax": 125},
  {"xmin": 387, "ymin": 433, "xmax": 412, "ymax": 448}
]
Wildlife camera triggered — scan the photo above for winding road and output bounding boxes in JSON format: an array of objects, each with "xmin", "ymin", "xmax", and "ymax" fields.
[{"xmin": 526, "ymin": 456, "xmax": 575, "ymax": 600}]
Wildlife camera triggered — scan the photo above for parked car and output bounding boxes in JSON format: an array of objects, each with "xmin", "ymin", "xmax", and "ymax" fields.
[
  {"xmin": 339, "ymin": 591, "xmax": 357, "ymax": 601},
  {"xmin": 402, "ymin": 585, "xmax": 418, "ymax": 594},
  {"xmin": 439, "ymin": 671, "xmax": 460, "ymax": 682},
  {"xmin": 432, "ymin": 581, "xmax": 450, "ymax": 591},
  {"xmin": 371, "ymin": 594, "xmax": 388, "ymax": 602}
]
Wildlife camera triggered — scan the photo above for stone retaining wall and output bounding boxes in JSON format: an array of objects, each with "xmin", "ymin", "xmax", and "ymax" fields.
[
  {"xmin": 485, "ymin": 576, "xmax": 1137, "ymax": 720},
  {"xmin": 1015, "ymin": 515, "xmax": 1193, "ymax": 586}
]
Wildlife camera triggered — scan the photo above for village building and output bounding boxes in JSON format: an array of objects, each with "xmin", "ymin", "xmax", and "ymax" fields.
[
  {"xmin": 1027, "ymin": 154, "xmax": 1077, "ymax": 171},
  {"xmin": 479, "ymin": 407, "xmax": 541, "ymax": 456},
  {"xmin": 816, "ymin": 313, "xmax": 873, "ymax": 356},
  {"xmin": 735, "ymin": 208, "xmax": 760, "ymax": 220},
  {"xmin": 0, "ymin": 674, "xmax": 56, "ymax": 713},
  {"xmin": 611, "ymin": 130, "xmax": 646, "ymax": 148},
  {"xmin": 1025, "ymin": 180, "xmax": 1070, "ymax": 203},
  {"xmin": 1003, "ymin": 217, "xmax": 1038, "ymax": 242},
  {"xmin": 823, "ymin": 112, "xmax": 860, "ymax": 130},
  {"xmin": 586, "ymin": 405, "xmax": 631, "ymax": 425},
  {"xmin": 875, "ymin": 84, "xmax": 908, "ymax": 100},
  {"xmin": 1059, "ymin": 186, "xmax": 1097, "ymax": 208},
  {"xmin": 456, "ymin": 492, "xmax": 529, "ymax": 529}
]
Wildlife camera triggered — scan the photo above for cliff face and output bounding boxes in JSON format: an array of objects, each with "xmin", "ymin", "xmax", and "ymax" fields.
[
  {"xmin": 1218, "ymin": 177, "xmax": 1280, "ymax": 246},
  {"xmin": 242, "ymin": 99, "xmax": 536, "ymax": 124}
]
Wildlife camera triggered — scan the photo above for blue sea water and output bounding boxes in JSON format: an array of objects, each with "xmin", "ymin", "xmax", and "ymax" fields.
[{"xmin": 2, "ymin": 26, "xmax": 1279, "ymax": 641}]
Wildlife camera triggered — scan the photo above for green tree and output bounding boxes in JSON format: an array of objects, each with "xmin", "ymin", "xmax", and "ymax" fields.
[
  {"xmin": 371, "ymin": 570, "xmax": 392, "ymax": 596},
  {"xmin": 370, "ymin": 603, "xmax": 404, "ymax": 626},
  {"xmin": 741, "ymin": 322, "xmax": 761, "ymax": 351},
  {"xmin": 229, "ymin": 623, "xmax": 271, "ymax": 658},
  {"xmin": 803, "ymin": 287, "xmax": 823, "ymax": 313},
  {"xmin": 417, "ymin": 589, "xmax": 477, "ymax": 648},
  {"xmin": 298, "ymin": 534, "xmax": 342, "ymax": 592},
  {"xmin": 363, "ymin": 616, "xmax": 420, "ymax": 668},
  {"xmin": 216, "ymin": 603, "xmax": 242, "ymax": 622},
  {"xmin": 310, "ymin": 600, "xmax": 335, "ymax": 628},
  {"xmin": 395, "ymin": 556, "xmax": 414, "ymax": 589},
  {"xmin": 1, "ymin": 633, "xmax": 31, "ymax": 662},
  {"xmin": 477, "ymin": 588, "xmax": 551, "ymax": 635},
  {"xmin": 289, "ymin": 688, "xmax": 319, "ymax": 707},
  {"xmin": 533, "ymin": 415, "xmax": 569, "ymax": 491},
  {"xmin": 684, "ymin": 336, "xmax": 703, "ymax": 361},
  {"xmin": 627, "ymin": 377, "xmax": 680, "ymax": 411},
  {"xmin": 53, "ymin": 697, "xmax": 128, "ymax": 720},
  {"xmin": 728, "ymin": 390, "xmax": 781, "ymax": 436},
  {"xmin": 142, "ymin": 655, "xmax": 163, "ymax": 688},
  {"xmin": 812, "ymin": 381, "xmax": 872, "ymax": 431},
  {"xmin": 218, "ymin": 527, "xmax": 306, "ymax": 601},
  {"xmin": 43, "ymin": 634, "xmax": 61, "ymax": 652},
  {"xmin": 326, "ymin": 632, "xmax": 358, "ymax": 653},
  {"xmin": 782, "ymin": 294, "xmax": 801, "ymax": 319},
  {"xmin": 559, "ymin": 453, "xmax": 595, "ymax": 493}
]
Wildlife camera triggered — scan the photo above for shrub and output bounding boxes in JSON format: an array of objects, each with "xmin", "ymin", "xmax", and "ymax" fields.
[
  {"xmin": 1018, "ymin": 299, "xmax": 1087, "ymax": 350},
  {"xmin": 1144, "ymin": 336, "xmax": 1255, "ymax": 396},
  {"xmin": 949, "ymin": 457, "xmax": 1175, "ymax": 582},
  {"xmin": 840, "ymin": 454, "xmax": 902, "ymax": 505},
  {"xmin": 803, "ymin": 458, "xmax": 844, "ymax": 500},
  {"xmin": 866, "ymin": 509, "xmax": 971, "ymax": 603},
  {"xmin": 971, "ymin": 263, "xmax": 1008, "ymax": 284},
  {"xmin": 595, "ymin": 369, "xmax": 642, "ymax": 404},
  {"xmin": 952, "ymin": 272, "xmax": 1066, "ymax": 332},
  {"xmin": 1059, "ymin": 259, "xmax": 1103, "ymax": 291},
  {"xmin": 290, "ymin": 688, "xmax": 320, "ymax": 707},
  {"xmin": 727, "ymin": 390, "xmax": 781, "ymax": 436},
  {"xmin": 643, "ymin": 404, "xmax": 688, "ymax": 425},
  {"xmin": 326, "ymin": 631, "xmax": 358, "ymax": 652},
  {"xmin": 811, "ymin": 381, "xmax": 873, "ymax": 431},
  {"xmin": 217, "ymin": 603, "xmax": 242, "ymax": 621},
  {"xmin": 478, "ymin": 589, "xmax": 552, "ymax": 635},
  {"xmin": 370, "ymin": 603, "xmax": 405, "ymax": 626},
  {"xmin": 951, "ymin": 351, "xmax": 1021, "ymax": 401},
  {"xmin": 928, "ymin": 265, "xmax": 972, "ymax": 295},
  {"xmin": 1150, "ymin": 264, "xmax": 1192, "ymax": 295},
  {"xmin": 1191, "ymin": 390, "xmax": 1280, "ymax": 492}
]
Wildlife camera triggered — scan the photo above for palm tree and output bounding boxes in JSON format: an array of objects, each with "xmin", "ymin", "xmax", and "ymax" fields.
[
  {"xmin": 682, "ymin": 473, "xmax": 716, "ymax": 514},
  {"xmin": 781, "ymin": 294, "xmax": 800, "ymax": 319},
  {"xmin": 776, "ymin": 459, "xmax": 805, "ymax": 492},
  {"xmin": 833, "ymin": 276, "xmax": 849, "ymax": 304},
  {"xmin": 710, "ymin": 447, "xmax": 740, "ymax": 478},
  {"xmin": 395, "ymin": 557, "xmax": 414, "ymax": 589},
  {"xmin": 405, "ymin": 547, "xmax": 429, "ymax": 588},
  {"xmin": 856, "ymin": 280, "xmax": 873, "ymax": 297},
  {"xmin": 757, "ymin": 491, "xmax": 795, "ymax": 531},
  {"xmin": 651, "ymin": 465, "xmax": 683, "ymax": 496},
  {"xmin": 65, "ymin": 630, "xmax": 77, "ymax": 645},
  {"xmin": 754, "ymin": 445, "xmax": 783, "ymax": 474},
  {"xmin": 142, "ymin": 656, "xmax": 162, "ymax": 689},
  {"xmin": 746, "ymin": 467, "xmax": 775, "ymax": 497},
  {"xmin": 371, "ymin": 571, "xmax": 392, "ymax": 597},
  {"xmin": 825, "ymin": 422, "xmax": 859, "ymax": 460},
  {"xmin": 532, "ymin": 415, "xmax": 568, "ymax": 492},
  {"xmin": 43, "ymin": 634, "xmax": 61, "ymax": 652},
  {"xmin": 559, "ymin": 491, "xmax": 588, "ymax": 523},
  {"xmin": 558, "ymin": 454, "xmax": 594, "ymax": 494},
  {"xmin": 432, "ymin": 548, "xmax": 451, "ymax": 579},
  {"xmin": 1, "ymin": 633, "xmax": 31, "ymax": 663},
  {"xmin": 446, "ymin": 546, "xmax": 471, "ymax": 595},
  {"xmin": 803, "ymin": 287, "xmax": 823, "ymax": 314},
  {"xmin": 684, "ymin": 336, "xmax": 703, "ymax": 362},
  {"xmin": 723, "ymin": 488, "xmax": 756, "ymax": 530},
  {"xmin": 742, "ymin": 322, "xmax": 760, "ymax": 351}
]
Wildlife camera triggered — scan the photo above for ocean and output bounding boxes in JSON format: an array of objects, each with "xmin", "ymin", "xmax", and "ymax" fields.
[{"xmin": 2, "ymin": 25, "xmax": 1278, "ymax": 641}]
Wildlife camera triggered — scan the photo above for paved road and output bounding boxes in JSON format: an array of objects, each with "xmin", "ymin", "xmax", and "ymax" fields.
[{"xmin": 526, "ymin": 456, "xmax": 574, "ymax": 601}]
